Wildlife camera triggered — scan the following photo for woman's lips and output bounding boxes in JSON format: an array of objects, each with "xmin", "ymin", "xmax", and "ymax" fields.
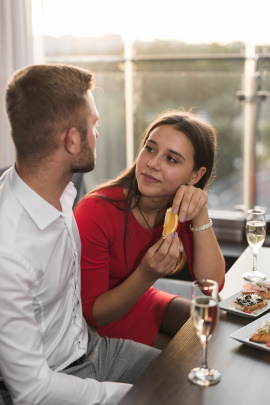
[{"xmin": 141, "ymin": 172, "xmax": 160, "ymax": 182}]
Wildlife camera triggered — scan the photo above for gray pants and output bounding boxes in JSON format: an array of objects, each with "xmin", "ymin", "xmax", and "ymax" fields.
[
  {"xmin": 0, "ymin": 390, "xmax": 12, "ymax": 405},
  {"xmin": 61, "ymin": 325, "xmax": 160, "ymax": 383},
  {"xmin": 0, "ymin": 326, "xmax": 160, "ymax": 404}
]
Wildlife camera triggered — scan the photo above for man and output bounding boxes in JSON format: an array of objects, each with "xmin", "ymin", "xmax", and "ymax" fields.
[{"xmin": 0, "ymin": 64, "xmax": 160, "ymax": 404}]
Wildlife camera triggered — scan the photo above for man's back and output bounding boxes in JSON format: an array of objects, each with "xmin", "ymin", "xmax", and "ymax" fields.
[{"xmin": 0, "ymin": 167, "xmax": 89, "ymax": 399}]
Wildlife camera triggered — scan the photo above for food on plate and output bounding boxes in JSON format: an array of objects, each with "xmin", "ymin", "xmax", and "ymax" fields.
[
  {"xmin": 242, "ymin": 282, "xmax": 270, "ymax": 300},
  {"xmin": 232, "ymin": 293, "xmax": 267, "ymax": 313},
  {"xmin": 249, "ymin": 320, "xmax": 270, "ymax": 343}
]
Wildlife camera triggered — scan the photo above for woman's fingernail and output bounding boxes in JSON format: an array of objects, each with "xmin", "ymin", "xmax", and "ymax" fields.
[
  {"xmin": 179, "ymin": 215, "xmax": 185, "ymax": 222},
  {"xmin": 169, "ymin": 233, "xmax": 174, "ymax": 239},
  {"xmin": 171, "ymin": 207, "xmax": 177, "ymax": 214},
  {"xmin": 174, "ymin": 232, "xmax": 179, "ymax": 238}
]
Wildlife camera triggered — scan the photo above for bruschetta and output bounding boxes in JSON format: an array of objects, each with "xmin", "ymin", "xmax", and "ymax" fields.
[
  {"xmin": 250, "ymin": 320, "xmax": 270, "ymax": 343},
  {"xmin": 232, "ymin": 293, "xmax": 267, "ymax": 313}
]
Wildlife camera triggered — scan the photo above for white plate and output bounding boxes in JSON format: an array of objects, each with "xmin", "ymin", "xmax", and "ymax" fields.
[
  {"xmin": 230, "ymin": 312, "xmax": 270, "ymax": 352},
  {"xmin": 219, "ymin": 291, "xmax": 270, "ymax": 318}
]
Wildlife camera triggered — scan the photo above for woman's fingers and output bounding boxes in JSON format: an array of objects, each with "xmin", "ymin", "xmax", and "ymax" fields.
[
  {"xmin": 171, "ymin": 185, "xmax": 208, "ymax": 222},
  {"xmin": 171, "ymin": 186, "xmax": 185, "ymax": 215},
  {"xmin": 142, "ymin": 234, "xmax": 180, "ymax": 278},
  {"xmin": 180, "ymin": 188, "xmax": 207, "ymax": 220}
]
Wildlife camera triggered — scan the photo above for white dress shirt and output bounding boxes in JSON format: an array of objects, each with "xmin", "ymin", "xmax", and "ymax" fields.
[{"xmin": 0, "ymin": 166, "xmax": 131, "ymax": 404}]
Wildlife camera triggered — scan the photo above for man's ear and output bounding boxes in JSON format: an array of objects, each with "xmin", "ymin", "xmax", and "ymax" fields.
[
  {"xmin": 187, "ymin": 167, "xmax": 207, "ymax": 186},
  {"xmin": 64, "ymin": 127, "xmax": 80, "ymax": 155}
]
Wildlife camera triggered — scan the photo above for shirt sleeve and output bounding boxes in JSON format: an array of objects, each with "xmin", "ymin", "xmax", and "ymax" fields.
[
  {"xmin": 0, "ymin": 253, "xmax": 131, "ymax": 404},
  {"xmin": 74, "ymin": 196, "xmax": 115, "ymax": 327}
]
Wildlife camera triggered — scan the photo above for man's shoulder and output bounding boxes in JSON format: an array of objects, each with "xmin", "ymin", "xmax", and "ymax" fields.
[
  {"xmin": 0, "ymin": 170, "xmax": 46, "ymax": 263},
  {"xmin": 0, "ymin": 170, "xmax": 23, "ymax": 228}
]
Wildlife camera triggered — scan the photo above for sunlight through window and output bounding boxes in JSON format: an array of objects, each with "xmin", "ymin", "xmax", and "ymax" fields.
[{"xmin": 43, "ymin": 0, "xmax": 270, "ymax": 44}]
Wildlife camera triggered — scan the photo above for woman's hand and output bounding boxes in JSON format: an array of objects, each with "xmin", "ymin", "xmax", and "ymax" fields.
[
  {"xmin": 171, "ymin": 185, "xmax": 208, "ymax": 222},
  {"xmin": 139, "ymin": 234, "xmax": 180, "ymax": 282}
]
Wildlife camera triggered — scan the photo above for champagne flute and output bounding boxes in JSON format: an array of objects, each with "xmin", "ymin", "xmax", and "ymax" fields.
[
  {"xmin": 243, "ymin": 209, "xmax": 266, "ymax": 283},
  {"xmin": 188, "ymin": 279, "xmax": 221, "ymax": 387}
]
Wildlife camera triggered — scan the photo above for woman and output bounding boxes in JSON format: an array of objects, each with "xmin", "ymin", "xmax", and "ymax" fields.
[{"xmin": 74, "ymin": 110, "xmax": 225, "ymax": 349}]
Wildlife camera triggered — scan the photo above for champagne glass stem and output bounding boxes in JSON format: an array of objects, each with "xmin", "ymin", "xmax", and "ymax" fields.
[
  {"xmin": 252, "ymin": 250, "xmax": 258, "ymax": 272},
  {"xmin": 201, "ymin": 340, "xmax": 208, "ymax": 369}
]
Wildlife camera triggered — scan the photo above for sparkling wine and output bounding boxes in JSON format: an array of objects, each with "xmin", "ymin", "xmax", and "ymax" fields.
[
  {"xmin": 190, "ymin": 296, "xmax": 219, "ymax": 339},
  {"xmin": 246, "ymin": 221, "xmax": 266, "ymax": 250},
  {"xmin": 188, "ymin": 280, "xmax": 221, "ymax": 386}
]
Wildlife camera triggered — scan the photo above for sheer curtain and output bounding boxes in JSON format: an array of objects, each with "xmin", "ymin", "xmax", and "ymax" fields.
[{"xmin": 0, "ymin": 0, "xmax": 44, "ymax": 169}]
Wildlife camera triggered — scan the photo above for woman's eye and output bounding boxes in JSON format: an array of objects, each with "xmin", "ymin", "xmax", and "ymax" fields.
[
  {"xmin": 167, "ymin": 156, "xmax": 177, "ymax": 163},
  {"xmin": 145, "ymin": 145, "xmax": 154, "ymax": 152}
]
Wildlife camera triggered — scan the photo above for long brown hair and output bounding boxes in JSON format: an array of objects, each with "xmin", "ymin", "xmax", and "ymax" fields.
[{"xmin": 84, "ymin": 109, "xmax": 217, "ymax": 272}]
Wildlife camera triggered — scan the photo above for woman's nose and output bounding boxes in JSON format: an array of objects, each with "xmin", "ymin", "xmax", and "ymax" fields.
[{"xmin": 147, "ymin": 156, "xmax": 160, "ymax": 169}]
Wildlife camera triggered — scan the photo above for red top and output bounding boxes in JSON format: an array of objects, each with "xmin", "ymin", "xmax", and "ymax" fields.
[{"xmin": 74, "ymin": 187, "xmax": 194, "ymax": 346}]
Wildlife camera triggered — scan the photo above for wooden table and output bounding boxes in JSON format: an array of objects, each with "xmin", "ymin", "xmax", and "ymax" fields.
[{"xmin": 119, "ymin": 247, "xmax": 270, "ymax": 405}]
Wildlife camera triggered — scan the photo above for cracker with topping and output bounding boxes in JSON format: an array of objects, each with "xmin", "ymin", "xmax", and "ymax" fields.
[{"xmin": 232, "ymin": 293, "xmax": 267, "ymax": 313}]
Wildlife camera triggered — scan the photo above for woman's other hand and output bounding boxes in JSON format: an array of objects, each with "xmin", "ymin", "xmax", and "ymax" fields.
[{"xmin": 171, "ymin": 185, "xmax": 208, "ymax": 222}]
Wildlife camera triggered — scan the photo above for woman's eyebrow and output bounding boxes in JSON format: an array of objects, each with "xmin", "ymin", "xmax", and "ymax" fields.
[
  {"xmin": 168, "ymin": 149, "xmax": 185, "ymax": 160},
  {"xmin": 147, "ymin": 139, "xmax": 185, "ymax": 160}
]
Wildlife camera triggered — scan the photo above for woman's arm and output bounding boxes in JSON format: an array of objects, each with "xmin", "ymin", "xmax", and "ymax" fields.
[
  {"xmin": 172, "ymin": 185, "xmax": 226, "ymax": 288},
  {"xmin": 75, "ymin": 195, "xmax": 180, "ymax": 328},
  {"xmin": 189, "ymin": 205, "xmax": 225, "ymax": 287},
  {"xmin": 91, "ymin": 234, "xmax": 180, "ymax": 326}
]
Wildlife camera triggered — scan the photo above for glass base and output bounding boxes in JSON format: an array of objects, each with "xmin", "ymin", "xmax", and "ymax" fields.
[
  {"xmin": 243, "ymin": 271, "xmax": 267, "ymax": 283},
  {"xmin": 188, "ymin": 367, "xmax": 221, "ymax": 387}
]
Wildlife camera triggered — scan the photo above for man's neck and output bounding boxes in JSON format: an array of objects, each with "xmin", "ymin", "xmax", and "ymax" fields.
[{"xmin": 15, "ymin": 161, "xmax": 72, "ymax": 211}]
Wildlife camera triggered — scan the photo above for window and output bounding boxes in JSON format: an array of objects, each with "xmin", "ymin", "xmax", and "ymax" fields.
[{"xmin": 42, "ymin": 0, "xmax": 270, "ymax": 257}]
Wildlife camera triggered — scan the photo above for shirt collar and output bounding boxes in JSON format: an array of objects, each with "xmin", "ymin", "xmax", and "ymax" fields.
[{"xmin": 10, "ymin": 166, "xmax": 77, "ymax": 230}]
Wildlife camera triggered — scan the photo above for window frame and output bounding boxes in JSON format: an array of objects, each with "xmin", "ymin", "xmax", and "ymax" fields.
[{"xmin": 45, "ymin": 44, "xmax": 270, "ymax": 257}]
